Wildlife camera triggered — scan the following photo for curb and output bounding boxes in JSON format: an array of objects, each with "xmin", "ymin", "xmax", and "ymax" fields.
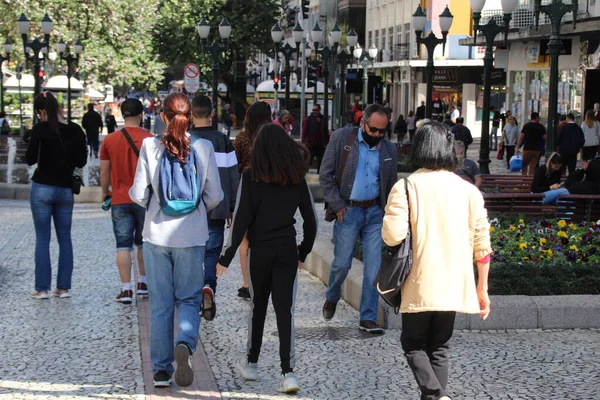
[
  {"xmin": 0, "ymin": 183, "xmax": 103, "ymax": 203},
  {"xmin": 303, "ymin": 238, "xmax": 600, "ymax": 330}
]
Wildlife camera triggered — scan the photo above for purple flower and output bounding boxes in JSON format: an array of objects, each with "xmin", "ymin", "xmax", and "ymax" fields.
[
  {"xmin": 555, "ymin": 246, "xmax": 562, "ymax": 252},
  {"xmin": 590, "ymin": 248, "xmax": 597, "ymax": 255},
  {"xmin": 566, "ymin": 252, "xmax": 577, "ymax": 261}
]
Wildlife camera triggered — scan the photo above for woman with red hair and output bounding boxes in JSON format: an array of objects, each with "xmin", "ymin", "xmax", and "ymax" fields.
[{"xmin": 130, "ymin": 92, "xmax": 223, "ymax": 389}]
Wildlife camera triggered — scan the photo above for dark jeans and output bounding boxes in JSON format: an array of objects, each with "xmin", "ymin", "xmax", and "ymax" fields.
[
  {"xmin": 560, "ymin": 151, "xmax": 578, "ymax": 175},
  {"xmin": 409, "ymin": 129, "xmax": 416, "ymax": 142},
  {"xmin": 111, "ymin": 203, "xmax": 145, "ymax": 251},
  {"xmin": 401, "ymin": 311, "xmax": 456, "ymax": 400},
  {"xmin": 87, "ymin": 132, "xmax": 99, "ymax": 156},
  {"xmin": 505, "ymin": 145, "xmax": 516, "ymax": 169},
  {"xmin": 308, "ymin": 145, "xmax": 325, "ymax": 173},
  {"xmin": 203, "ymin": 224, "xmax": 224, "ymax": 292},
  {"xmin": 247, "ymin": 245, "xmax": 298, "ymax": 374},
  {"xmin": 30, "ymin": 182, "xmax": 74, "ymax": 291}
]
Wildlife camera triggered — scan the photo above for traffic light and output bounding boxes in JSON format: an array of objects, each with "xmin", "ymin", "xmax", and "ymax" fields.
[
  {"xmin": 273, "ymin": 76, "xmax": 280, "ymax": 91},
  {"xmin": 301, "ymin": 0, "xmax": 310, "ymax": 21},
  {"xmin": 38, "ymin": 68, "xmax": 46, "ymax": 82},
  {"xmin": 280, "ymin": 75, "xmax": 287, "ymax": 90},
  {"xmin": 307, "ymin": 65, "xmax": 317, "ymax": 88},
  {"xmin": 286, "ymin": 7, "xmax": 297, "ymax": 28}
]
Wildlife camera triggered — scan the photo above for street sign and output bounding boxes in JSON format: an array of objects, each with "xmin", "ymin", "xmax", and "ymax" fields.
[{"xmin": 184, "ymin": 63, "xmax": 200, "ymax": 93}]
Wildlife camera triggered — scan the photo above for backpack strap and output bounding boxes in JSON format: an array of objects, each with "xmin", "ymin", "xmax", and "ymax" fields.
[
  {"xmin": 336, "ymin": 127, "xmax": 359, "ymax": 187},
  {"xmin": 121, "ymin": 128, "xmax": 140, "ymax": 157}
]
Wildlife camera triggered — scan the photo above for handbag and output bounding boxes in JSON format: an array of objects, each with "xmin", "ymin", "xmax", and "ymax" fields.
[
  {"xmin": 324, "ymin": 128, "xmax": 358, "ymax": 222},
  {"xmin": 374, "ymin": 178, "xmax": 413, "ymax": 314},
  {"xmin": 56, "ymin": 129, "xmax": 84, "ymax": 195},
  {"xmin": 496, "ymin": 141, "xmax": 504, "ymax": 160}
]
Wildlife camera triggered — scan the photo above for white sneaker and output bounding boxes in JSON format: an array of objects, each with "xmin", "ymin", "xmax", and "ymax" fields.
[
  {"xmin": 31, "ymin": 291, "xmax": 51, "ymax": 299},
  {"xmin": 439, "ymin": 397, "xmax": 452, "ymax": 400},
  {"xmin": 278, "ymin": 373, "xmax": 300, "ymax": 393},
  {"xmin": 236, "ymin": 356, "xmax": 257, "ymax": 381}
]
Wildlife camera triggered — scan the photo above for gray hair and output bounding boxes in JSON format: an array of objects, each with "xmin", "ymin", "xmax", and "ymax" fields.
[{"xmin": 279, "ymin": 109, "xmax": 292, "ymax": 118}]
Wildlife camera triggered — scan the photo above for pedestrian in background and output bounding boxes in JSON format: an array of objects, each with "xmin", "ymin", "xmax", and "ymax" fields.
[
  {"xmin": 382, "ymin": 122, "xmax": 492, "ymax": 400},
  {"xmin": 531, "ymin": 152, "xmax": 569, "ymax": 205},
  {"xmin": 407, "ymin": 111, "xmax": 416, "ymax": 141},
  {"xmin": 516, "ymin": 112, "xmax": 547, "ymax": 176},
  {"xmin": 502, "ymin": 115, "xmax": 520, "ymax": 169},
  {"xmin": 82, "ymin": 103, "xmax": 103, "ymax": 158},
  {"xmin": 25, "ymin": 92, "xmax": 88, "ymax": 299},
  {"xmin": 557, "ymin": 113, "xmax": 585, "ymax": 175},
  {"xmin": 217, "ymin": 123, "xmax": 317, "ymax": 394},
  {"xmin": 233, "ymin": 101, "xmax": 272, "ymax": 299},
  {"xmin": 450, "ymin": 117, "xmax": 473, "ymax": 157},
  {"xmin": 222, "ymin": 103, "xmax": 233, "ymax": 138},
  {"xmin": 105, "ymin": 109, "xmax": 117, "ymax": 133},
  {"xmin": 490, "ymin": 106, "xmax": 501, "ymax": 151},
  {"xmin": 274, "ymin": 109, "xmax": 293, "ymax": 135},
  {"xmin": 129, "ymin": 92, "xmax": 223, "ymax": 388},
  {"xmin": 394, "ymin": 114, "xmax": 408, "ymax": 143},
  {"xmin": 581, "ymin": 110, "xmax": 600, "ymax": 161},
  {"xmin": 302, "ymin": 103, "xmax": 329, "ymax": 173}
]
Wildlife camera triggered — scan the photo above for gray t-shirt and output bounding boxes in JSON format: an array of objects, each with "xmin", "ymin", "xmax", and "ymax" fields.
[{"xmin": 454, "ymin": 159, "xmax": 481, "ymax": 184}]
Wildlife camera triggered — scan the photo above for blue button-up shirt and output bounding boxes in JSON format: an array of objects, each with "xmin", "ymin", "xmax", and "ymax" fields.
[{"xmin": 350, "ymin": 128, "xmax": 380, "ymax": 201}]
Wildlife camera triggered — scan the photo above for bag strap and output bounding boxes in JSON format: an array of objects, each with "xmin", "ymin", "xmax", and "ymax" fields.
[
  {"xmin": 121, "ymin": 128, "xmax": 140, "ymax": 157},
  {"xmin": 404, "ymin": 178, "xmax": 411, "ymax": 233},
  {"xmin": 336, "ymin": 127, "xmax": 359, "ymax": 187}
]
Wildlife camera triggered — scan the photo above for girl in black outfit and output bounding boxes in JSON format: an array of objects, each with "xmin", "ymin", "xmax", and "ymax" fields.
[
  {"xmin": 216, "ymin": 124, "xmax": 317, "ymax": 394},
  {"xmin": 531, "ymin": 152, "xmax": 569, "ymax": 205},
  {"xmin": 25, "ymin": 92, "xmax": 87, "ymax": 299},
  {"xmin": 394, "ymin": 114, "xmax": 408, "ymax": 143}
]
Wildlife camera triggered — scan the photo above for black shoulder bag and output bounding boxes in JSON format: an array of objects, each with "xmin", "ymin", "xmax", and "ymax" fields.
[
  {"xmin": 55, "ymin": 129, "xmax": 84, "ymax": 195},
  {"xmin": 324, "ymin": 128, "xmax": 358, "ymax": 222},
  {"xmin": 121, "ymin": 128, "xmax": 140, "ymax": 157},
  {"xmin": 374, "ymin": 178, "xmax": 413, "ymax": 314}
]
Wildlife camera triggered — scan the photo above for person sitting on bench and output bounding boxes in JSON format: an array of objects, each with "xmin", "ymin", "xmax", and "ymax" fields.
[{"xmin": 531, "ymin": 152, "xmax": 569, "ymax": 204}]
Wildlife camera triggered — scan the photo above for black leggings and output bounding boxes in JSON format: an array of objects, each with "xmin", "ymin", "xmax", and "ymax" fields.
[{"xmin": 247, "ymin": 244, "xmax": 298, "ymax": 374}]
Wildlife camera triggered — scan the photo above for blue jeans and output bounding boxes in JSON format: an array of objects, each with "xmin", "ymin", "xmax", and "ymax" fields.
[
  {"xmin": 326, "ymin": 205, "xmax": 383, "ymax": 321},
  {"xmin": 204, "ymin": 224, "xmax": 224, "ymax": 292},
  {"xmin": 543, "ymin": 188, "xmax": 569, "ymax": 205},
  {"xmin": 30, "ymin": 182, "xmax": 74, "ymax": 291},
  {"xmin": 111, "ymin": 203, "xmax": 145, "ymax": 251},
  {"xmin": 143, "ymin": 243, "xmax": 205, "ymax": 373}
]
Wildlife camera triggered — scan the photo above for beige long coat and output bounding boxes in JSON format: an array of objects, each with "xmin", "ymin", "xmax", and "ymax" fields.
[{"xmin": 382, "ymin": 169, "xmax": 492, "ymax": 314}]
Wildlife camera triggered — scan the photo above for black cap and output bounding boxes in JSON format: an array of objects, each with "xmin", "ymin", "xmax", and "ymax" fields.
[{"xmin": 121, "ymin": 98, "xmax": 143, "ymax": 117}]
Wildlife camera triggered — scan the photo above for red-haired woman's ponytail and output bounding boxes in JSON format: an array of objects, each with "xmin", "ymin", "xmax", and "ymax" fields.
[{"xmin": 161, "ymin": 93, "xmax": 192, "ymax": 163}]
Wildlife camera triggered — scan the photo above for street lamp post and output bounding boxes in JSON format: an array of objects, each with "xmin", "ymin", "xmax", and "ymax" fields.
[
  {"xmin": 469, "ymin": 0, "xmax": 518, "ymax": 174},
  {"xmin": 533, "ymin": 0, "xmax": 577, "ymax": 157},
  {"xmin": 353, "ymin": 44, "xmax": 378, "ymax": 108},
  {"xmin": 17, "ymin": 66, "xmax": 24, "ymax": 135},
  {"xmin": 58, "ymin": 39, "xmax": 82, "ymax": 122},
  {"xmin": 197, "ymin": 17, "xmax": 231, "ymax": 129},
  {"xmin": 311, "ymin": 22, "xmax": 341, "ymax": 131},
  {"xmin": 412, "ymin": 5, "xmax": 453, "ymax": 120},
  {"xmin": 271, "ymin": 22, "xmax": 303, "ymax": 110},
  {"xmin": 17, "ymin": 13, "xmax": 53, "ymax": 101},
  {"xmin": 334, "ymin": 29, "xmax": 358, "ymax": 127},
  {"xmin": 0, "ymin": 39, "xmax": 13, "ymax": 113}
]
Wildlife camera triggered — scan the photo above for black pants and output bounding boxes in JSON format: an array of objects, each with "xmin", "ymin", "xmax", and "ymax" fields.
[
  {"xmin": 583, "ymin": 146, "xmax": 598, "ymax": 162},
  {"xmin": 401, "ymin": 311, "xmax": 456, "ymax": 400},
  {"xmin": 247, "ymin": 245, "xmax": 298, "ymax": 374},
  {"xmin": 408, "ymin": 129, "xmax": 416, "ymax": 142},
  {"xmin": 87, "ymin": 132, "xmax": 99, "ymax": 156},
  {"xmin": 560, "ymin": 151, "xmax": 578, "ymax": 175},
  {"xmin": 308, "ymin": 145, "xmax": 325, "ymax": 173},
  {"xmin": 505, "ymin": 146, "xmax": 516, "ymax": 169}
]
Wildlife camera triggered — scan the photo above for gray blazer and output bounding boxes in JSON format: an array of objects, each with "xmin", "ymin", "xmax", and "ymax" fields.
[{"xmin": 319, "ymin": 126, "xmax": 398, "ymax": 213}]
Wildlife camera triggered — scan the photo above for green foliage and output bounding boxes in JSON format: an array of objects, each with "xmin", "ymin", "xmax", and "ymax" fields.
[
  {"xmin": 0, "ymin": 0, "xmax": 166, "ymax": 90},
  {"xmin": 397, "ymin": 154, "xmax": 416, "ymax": 173}
]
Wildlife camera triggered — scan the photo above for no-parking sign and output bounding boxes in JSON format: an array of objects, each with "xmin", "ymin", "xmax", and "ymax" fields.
[{"xmin": 184, "ymin": 63, "xmax": 200, "ymax": 93}]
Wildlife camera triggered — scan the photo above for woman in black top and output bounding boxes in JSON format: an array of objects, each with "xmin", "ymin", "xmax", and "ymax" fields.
[
  {"xmin": 531, "ymin": 152, "xmax": 569, "ymax": 204},
  {"xmin": 394, "ymin": 114, "xmax": 408, "ymax": 143},
  {"xmin": 216, "ymin": 124, "xmax": 317, "ymax": 394},
  {"xmin": 25, "ymin": 92, "xmax": 88, "ymax": 299}
]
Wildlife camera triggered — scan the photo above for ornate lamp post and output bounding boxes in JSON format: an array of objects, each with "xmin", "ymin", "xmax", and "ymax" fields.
[
  {"xmin": 353, "ymin": 43, "xmax": 378, "ymax": 108},
  {"xmin": 271, "ymin": 22, "xmax": 303, "ymax": 110},
  {"xmin": 0, "ymin": 39, "xmax": 13, "ymax": 113},
  {"xmin": 311, "ymin": 22, "xmax": 342, "ymax": 129},
  {"xmin": 198, "ymin": 17, "xmax": 231, "ymax": 129},
  {"xmin": 57, "ymin": 39, "xmax": 82, "ymax": 122},
  {"xmin": 334, "ymin": 29, "xmax": 357, "ymax": 126},
  {"xmin": 469, "ymin": 0, "xmax": 518, "ymax": 174},
  {"xmin": 533, "ymin": 0, "xmax": 578, "ymax": 157},
  {"xmin": 17, "ymin": 13, "xmax": 53, "ymax": 101},
  {"xmin": 412, "ymin": 5, "xmax": 453, "ymax": 120}
]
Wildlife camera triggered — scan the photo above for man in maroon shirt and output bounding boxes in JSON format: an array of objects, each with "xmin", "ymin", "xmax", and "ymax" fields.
[{"xmin": 301, "ymin": 103, "xmax": 329, "ymax": 173}]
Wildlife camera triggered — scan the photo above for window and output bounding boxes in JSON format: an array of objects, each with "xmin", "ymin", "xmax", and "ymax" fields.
[
  {"xmin": 404, "ymin": 23, "xmax": 411, "ymax": 58},
  {"xmin": 368, "ymin": 31, "xmax": 373, "ymax": 49},
  {"xmin": 375, "ymin": 30, "xmax": 379, "ymax": 49},
  {"xmin": 381, "ymin": 28, "xmax": 386, "ymax": 54},
  {"xmin": 396, "ymin": 25, "xmax": 402, "ymax": 46},
  {"xmin": 389, "ymin": 28, "xmax": 394, "ymax": 53}
]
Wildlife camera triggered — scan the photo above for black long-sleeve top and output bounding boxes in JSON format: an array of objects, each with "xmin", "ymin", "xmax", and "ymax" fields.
[
  {"xmin": 25, "ymin": 122, "xmax": 88, "ymax": 188},
  {"xmin": 219, "ymin": 170, "xmax": 318, "ymax": 267},
  {"xmin": 531, "ymin": 165, "xmax": 562, "ymax": 193}
]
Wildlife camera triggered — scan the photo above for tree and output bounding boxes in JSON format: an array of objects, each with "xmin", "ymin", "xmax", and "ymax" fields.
[
  {"xmin": 0, "ymin": 0, "xmax": 166, "ymax": 92},
  {"xmin": 154, "ymin": 0, "xmax": 283, "ymax": 121}
]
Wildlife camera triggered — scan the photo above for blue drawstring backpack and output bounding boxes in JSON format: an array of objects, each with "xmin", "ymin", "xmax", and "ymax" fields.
[
  {"xmin": 509, "ymin": 153, "xmax": 523, "ymax": 172},
  {"xmin": 155, "ymin": 136, "xmax": 203, "ymax": 216}
]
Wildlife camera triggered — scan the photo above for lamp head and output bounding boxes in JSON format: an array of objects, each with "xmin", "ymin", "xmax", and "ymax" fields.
[
  {"xmin": 439, "ymin": 6, "xmax": 454, "ymax": 33},
  {"xmin": 197, "ymin": 17, "xmax": 210, "ymax": 40},
  {"xmin": 58, "ymin": 39, "xmax": 66, "ymax": 54},
  {"xmin": 330, "ymin": 23, "xmax": 342, "ymax": 45},
  {"xmin": 412, "ymin": 5, "xmax": 427, "ymax": 34},
  {"xmin": 353, "ymin": 44, "xmax": 363, "ymax": 59},
  {"xmin": 311, "ymin": 22, "xmax": 323, "ymax": 44},
  {"xmin": 74, "ymin": 39, "xmax": 83, "ymax": 54},
  {"xmin": 219, "ymin": 18, "xmax": 231, "ymax": 40},
  {"xmin": 501, "ymin": 0, "xmax": 519, "ymax": 14},
  {"xmin": 271, "ymin": 22, "xmax": 284, "ymax": 43},
  {"xmin": 48, "ymin": 50, "xmax": 57, "ymax": 61},
  {"xmin": 347, "ymin": 29, "xmax": 358, "ymax": 48},
  {"xmin": 17, "ymin": 13, "xmax": 30, "ymax": 35},
  {"xmin": 41, "ymin": 13, "xmax": 53, "ymax": 35},
  {"xmin": 3, "ymin": 39, "xmax": 13, "ymax": 54},
  {"xmin": 292, "ymin": 22, "xmax": 304, "ymax": 44},
  {"xmin": 470, "ymin": 0, "xmax": 486, "ymax": 13},
  {"xmin": 368, "ymin": 43, "xmax": 378, "ymax": 59}
]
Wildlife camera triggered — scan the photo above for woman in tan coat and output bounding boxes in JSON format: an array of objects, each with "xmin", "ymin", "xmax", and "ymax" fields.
[{"xmin": 382, "ymin": 122, "xmax": 492, "ymax": 400}]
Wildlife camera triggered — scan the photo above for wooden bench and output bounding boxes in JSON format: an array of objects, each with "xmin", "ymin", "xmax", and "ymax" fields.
[
  {"xmin": 556, "ymin": 195, "xmax": 600, "ymax": 221},
  {"xmin": 481, "ymin": 174, "xmax": 534, "ymax": 193},
  {"xmin": 483, "ymin": 193, "xmax": 556, "ymax": 217}
]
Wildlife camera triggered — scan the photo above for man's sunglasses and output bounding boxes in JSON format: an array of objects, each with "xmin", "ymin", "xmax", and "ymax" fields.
[{"xmin": 365, "ymin": 120, "xmax": 387, "ymax": 134}]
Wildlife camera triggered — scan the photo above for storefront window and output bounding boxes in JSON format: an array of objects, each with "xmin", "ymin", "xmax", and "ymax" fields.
[
  {"xmin": 558, "ymin": 69, "xmax": 584, "ymax": 122},
  {"xmin": 510, "ymin": 71, "xmax": 523, "ymax": 123},
  {"xmin": 526, "ymin": 70, "xmax": 550, "ymax": 126}
]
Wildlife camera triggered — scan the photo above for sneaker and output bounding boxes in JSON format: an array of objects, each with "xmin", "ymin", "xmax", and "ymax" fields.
[
  {"xmin": 236, "ymin": 356, "xmax": 258, "ymax": 381},
  {"xmin": 439, "ymin": 397, "xmax": 452, "ymax": 400},
  {"xmin": 202, "ymin": 286, "xmax": 216, "ymax": 321},
  {"xmin": 278, "ymin": 373, "xmax": 300, "ymax": 393},
  {"xmin": 174, "ymin": 342, "xmax": 194, "ymax": 387},
  {"xmin": 237, "ymin": 287, "xmax": 251, "ymax": 299},
  {"xmin": 116, "ymin": 290, "xmax": 133, "ymax": 304},
  {"xmin": 137, "ymin": 282, "xmax": 148, "ymax": 296},
  {"xmin": 53, "ymin": 289, "xmax": 71, "ymax": 298},
  {"xmin": 31, "ymin": 290, "xmax": 51, "ymax": 300},
  {"xmin": 358, "ymin": 320, "xmax": 385, "ymax": 334},
  {"xmin": 153, "ymin": 370, "xmax": 172, "ymax": 388},
  {"xmin": 322, "ymin": 300, "xmax": 337, "ymax": 320}
]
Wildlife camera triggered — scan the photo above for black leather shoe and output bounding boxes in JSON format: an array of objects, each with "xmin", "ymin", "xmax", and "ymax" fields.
[
  {"xmin": 322, "ymin": 300, "xmax": 337, "ymax": 320},
  {"xmin": 359, "ymin": 320, "xmax": 384, "ymax": 334}
]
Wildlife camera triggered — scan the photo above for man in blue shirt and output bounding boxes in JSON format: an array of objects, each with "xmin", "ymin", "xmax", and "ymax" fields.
[{"xmin": 320, "ymin": 104, "xmax": 398, "ymax": 334}]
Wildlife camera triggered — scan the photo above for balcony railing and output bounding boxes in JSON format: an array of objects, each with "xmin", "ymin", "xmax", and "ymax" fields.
[
  {"xmin": 480, "ymin": 0, "xmax": 590, "ymax": 29},
  {"xmin": 394, "ymin": 43, "xmax": 410, "ymax": 61}
]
